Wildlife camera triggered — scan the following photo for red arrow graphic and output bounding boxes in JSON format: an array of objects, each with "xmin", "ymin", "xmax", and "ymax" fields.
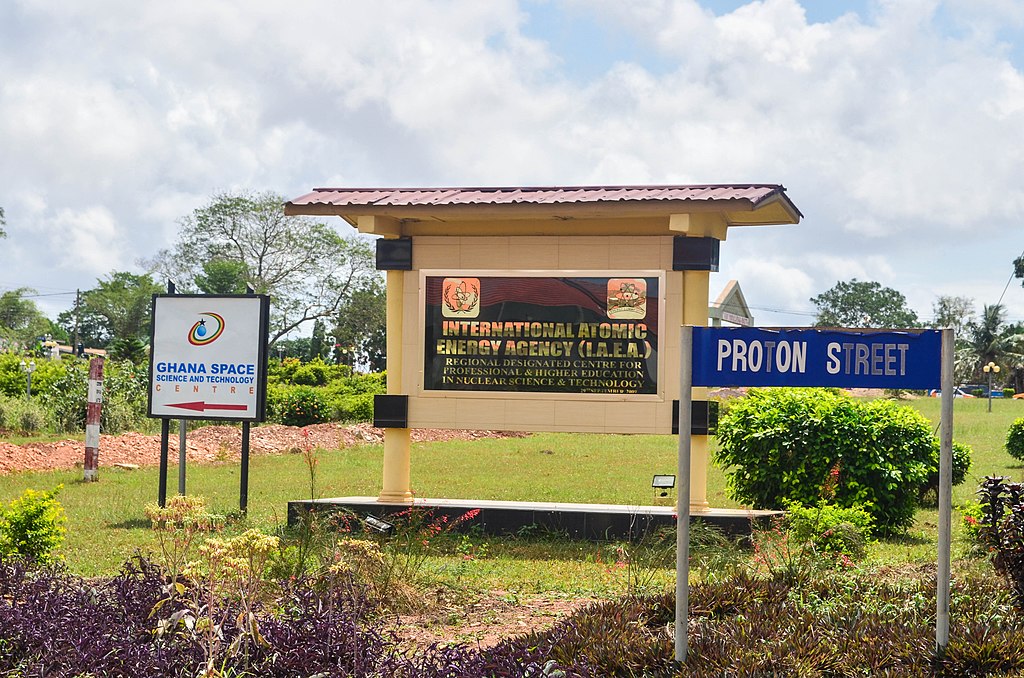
[{"xmin": 166, "ymin": 401, "xmax": 249, "ymax": 412}]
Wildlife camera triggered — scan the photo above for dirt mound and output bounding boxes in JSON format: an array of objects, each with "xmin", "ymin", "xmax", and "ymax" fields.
[{"xmin": 0, "ymin": 424, "xmax": 527, "ymax": 475}]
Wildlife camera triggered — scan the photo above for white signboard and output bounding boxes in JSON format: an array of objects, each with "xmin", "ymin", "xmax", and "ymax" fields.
[{"xmin": 148, "ymin": 295, "xmax": 269, "ymax": 421}]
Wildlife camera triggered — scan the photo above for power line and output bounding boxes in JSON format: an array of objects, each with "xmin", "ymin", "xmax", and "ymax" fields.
[
  {"xmin": 996, "ymin": 248, "xmax": 1024, "ymax": 308},
  {"xmin": 21, "ymin": 291, "xmax": 77, "ymax": 299},
  {"xmin": 745, "ymin": 304, "xmax": 818, "ymax": 317}
]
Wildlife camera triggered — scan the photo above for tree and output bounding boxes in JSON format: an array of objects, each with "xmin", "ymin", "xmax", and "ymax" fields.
[
  {"xmin": 333, "ymin": 279, "xmax": 386, "ymax": 371},
  {"xmin": 0, "ymin": 288, "xmax": 52, "ymax": 348},
  {"xmin": 56, "ymin": 306, "xmax": 110, "ymax": 350},
  {"xmin": 80, "ymin": 272, "xmax": 163, "ymax": 345},
  {"xmin": 962, "ymin": 304, "xmax": 1024, "ymax": 383},
  {"xmin": 811, "ymin": 279, "xmax": 919, "ymax": 328},
  {"xmin": 194, "ymin": 259, "xmax": 248, "ymax": 295},
  {"xmin": 273, "ymin": 337, "xmax": 311, "ymax": 361},
  {"xmin": 932, "ymin": 295, "xmax": 975, "ymax": 339},
  {"xmin": 309, "ymin": 320, "xmax": 328, "ymax": 361},
  {"xmin": 109, "ymin": 337, "xmax": 147, "ymax": 364},
  {"xmin": 146, "ymin": 192, "xmax": 377, "ymax": 347}
]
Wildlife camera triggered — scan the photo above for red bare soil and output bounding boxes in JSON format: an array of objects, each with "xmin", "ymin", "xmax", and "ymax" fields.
[{"xmin": 0, "ymin": 424, "xmax": 527, "ymax": 475}]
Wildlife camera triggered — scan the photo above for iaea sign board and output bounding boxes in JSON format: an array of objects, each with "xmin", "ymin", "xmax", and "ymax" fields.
[
  {"xmin": 691, "ymin": 327, "xmax": 942, "ymax": 390},
  {"xmin": 148, "ymin": 295, "xmax": 270, "ymax": 421}
]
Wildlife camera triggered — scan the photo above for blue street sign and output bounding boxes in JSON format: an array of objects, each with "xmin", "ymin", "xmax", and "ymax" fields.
[{"xmin": 692, "ymin": 327, "xmax": 942, "ymax": 389}]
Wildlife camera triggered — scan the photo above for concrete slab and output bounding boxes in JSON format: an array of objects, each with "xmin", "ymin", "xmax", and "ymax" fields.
[{"xmin": 287, "ymin": 496, "xmax": 780, "ymax": 540}]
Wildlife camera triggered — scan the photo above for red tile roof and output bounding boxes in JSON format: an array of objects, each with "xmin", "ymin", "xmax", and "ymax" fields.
[{"xmin": 287, "ymin": 184, "xmax": 801, "ymax": 215}]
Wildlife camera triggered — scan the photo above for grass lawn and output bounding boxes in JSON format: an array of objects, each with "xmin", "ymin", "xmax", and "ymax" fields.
[{"xmin": 0, "ymin": 394, "xmax": 1021, "ymax": 584}]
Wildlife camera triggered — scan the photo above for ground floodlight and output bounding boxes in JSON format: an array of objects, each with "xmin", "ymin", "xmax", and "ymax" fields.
[
  {"xmin": 364, "ymin": 515, "xmax": 394, "ymax": 535},
  {"xmin": 652, "ymin": 475, "xmax": 676, "ymax": 489}
]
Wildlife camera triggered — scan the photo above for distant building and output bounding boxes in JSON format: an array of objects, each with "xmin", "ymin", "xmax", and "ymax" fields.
[{"xmin": 709, "ymin": 280, "xmax": 753, "ymax": 327}]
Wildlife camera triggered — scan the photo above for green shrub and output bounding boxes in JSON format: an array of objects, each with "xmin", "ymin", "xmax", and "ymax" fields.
[
  {"xmin": 0, "ymin": 395, "xmax": 14, "ymax": 429},
  {"xmin": 961, "ymin": 502, "xmax": 984, "ymax": 545},
  {"xmin": 99, "ymin": 362, "xmax": 148, "ymax": 433},
  {"xmin": 0, "ymin": 353, "xmax": 67, "ymax": 399},
  {"xmin": 266, "ymin": 383, "xmax": 287, "ymax": 421},
  {"xmin": 273, "ymin": 386, "xmax": 330, "ymax": 426},
  {"xmin": 41, "ymin": 360, "xmax": 88, "ymax": 432},
  {"xmin": 918, "ymin": 441, "xmax": 973, "ymax": 504},
  {"xmin": 40, "ymin": 359, "xmax": 147, "ymax": 434},
  {"xmin": 293, "ymin": 362, "xmax": 329, "ymax": 386},
  {"xmin": 715, "ymin": 388, "xmax": 959, "ymax": 535},
  {"xmin": 269, "ymin": 356, "xmax": 302, "ymax": 384},
  {"xmin": 1007, "ymin": 418, "xmax": 1024, "ymax": 462},
  {"xmin": 785, "ymin": 502, "xmax": 873, "ymax": 559},
  {"xmin": 328, "ymin": 371, "xmax": 386, "ymax": 395},
  {"xmin": 976, "ymin": 475, "xmax": 1024, "ymax": 606},
  {"xmin": 268, "ymin": 357, "xmax": 353, "ymax": 387},
  {"xmin": 1005, "ymin": 388, "xmax": 1016, "ymax": 398},
  {"xmin": 331, "ymin": 393, "xmax": 375, "ymax": 423},
  {"xmin": 972, "ymin": 388, "xmax": 985, "ymax": 397},
  {"xmin": 15, "ymin": 400, "xmax": 46, "ymax": 433},
  {"xmin": 0, "ymin": 485, "xmax": 66, "ymax": 564},
  {"xmin": 0, "ymin": 397, "xmax": 46, "ymax": 433}
]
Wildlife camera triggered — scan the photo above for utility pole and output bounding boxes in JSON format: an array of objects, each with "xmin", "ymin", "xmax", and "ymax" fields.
[{"xmin": 73, "ymin": 289, "xmax": 81, "ymax": 356}]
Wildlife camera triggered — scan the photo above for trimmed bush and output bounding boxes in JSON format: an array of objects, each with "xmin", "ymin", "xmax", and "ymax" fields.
[
  {"xmin": 716, "ymin": 388, "xmax": 964, "ymax": 535},
  {"xmin": 918, "ymin": 441, "xmax": 973, "ymax": 504},
  {"xmin": 1005, "ymin": 388, "xmax": 1016, "ymax": 398},
  {"xmin": 1007, "ymin": 418, "xmax": 1024, "ymax": 462}
]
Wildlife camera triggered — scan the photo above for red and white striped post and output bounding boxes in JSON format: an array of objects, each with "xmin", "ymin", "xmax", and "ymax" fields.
[{"xmin": 84, "ymin": 356, "xmax": 104, "ymax": 482}]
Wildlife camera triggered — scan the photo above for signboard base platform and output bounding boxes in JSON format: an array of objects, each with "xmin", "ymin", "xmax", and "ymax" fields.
[{"xmin": 287, "ymin": 496, "xmax": 780, "ymax": 540}]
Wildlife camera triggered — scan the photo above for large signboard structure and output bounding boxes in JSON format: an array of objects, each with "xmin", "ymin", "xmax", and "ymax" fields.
[
  {"xmin": 674, "ymin": 326, "xmax": 954, "ymax": 661},
  {"xmin": 284, "ymin": 184, "xmax": 803, "ymax": 505},
  {"xmin": 148, "ymin": 293, "xmax": 270, "ymax": 511}
]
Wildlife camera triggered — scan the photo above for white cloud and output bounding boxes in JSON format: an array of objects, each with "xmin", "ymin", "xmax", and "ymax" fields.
[
  {"xmin": 1, "ymin": 0, "xmax": 1023, "ymax": 329},
  {"xmin": 718, "ymin": 258, "xmax": 816, "ymax": 325},
  {"xmin": 48, "ymin": 207, "xmax": 126, "ymax": 274}
]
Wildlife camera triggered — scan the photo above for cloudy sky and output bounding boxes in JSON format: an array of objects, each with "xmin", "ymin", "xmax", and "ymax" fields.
[{"xmin": 2, "ymin": 0, "xmax": 1023, "ymax": 330}]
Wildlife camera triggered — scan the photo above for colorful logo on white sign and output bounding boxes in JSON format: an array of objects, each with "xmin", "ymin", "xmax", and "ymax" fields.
[{"xmin": 187, "ymin": 313, "xmax": 225, "ymax": 346}]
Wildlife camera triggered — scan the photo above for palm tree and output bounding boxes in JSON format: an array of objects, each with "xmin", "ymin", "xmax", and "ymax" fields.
[
  {"xmin": 109, "ymin": 337, "xmax": 148, "ymax": 365},
  {"xmin": 961, "ymin": 304, "xmax": 1024, "ymax": 387}
]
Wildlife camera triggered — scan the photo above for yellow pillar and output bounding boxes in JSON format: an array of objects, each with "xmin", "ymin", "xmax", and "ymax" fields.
[
  {"xmin": 683, "ymin": 269, "xmax": 711, "ymax": 511},
  {"xmin": 378, "ymin": 261, "xmax": 413, "ymax": 502}
]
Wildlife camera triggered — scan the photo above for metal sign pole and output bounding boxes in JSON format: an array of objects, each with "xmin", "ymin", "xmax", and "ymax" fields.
[
  {"xmin": 676, "ymin": 326, "xmax": 693, "ymax": 664},
  {"xmin": 240, "ymin": 421, "xmax": 251, "ymax": 514},
  {"xmin": 158, "ymin": 419, "xmax": 170, "ymax": 507},
  {"xmin": 937, "ymin": 328, "xmax": 954, "ymax": 651},
  {"xmin": 178, "ymin": 420, "xmax": 187, "ymax": 495}
]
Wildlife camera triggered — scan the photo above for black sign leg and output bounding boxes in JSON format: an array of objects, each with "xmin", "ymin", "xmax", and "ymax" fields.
[
  {"xmin": 158, "ymin": 418, "xmax": 170, "ymax": 507},
  {"xmin": 240, "ymin": 421, "xmax": 250, "ymax": 515}
]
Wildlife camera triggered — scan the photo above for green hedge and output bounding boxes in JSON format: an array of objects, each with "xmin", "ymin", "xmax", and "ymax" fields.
[{"xmin": 0, "ymin": 353, "xmax": 67, "ymax": 399}]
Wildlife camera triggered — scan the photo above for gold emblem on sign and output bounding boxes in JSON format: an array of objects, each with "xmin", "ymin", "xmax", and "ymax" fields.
[{"xmin": 442, "ymin": 278, "xmax": 481, "ymax": 318}]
